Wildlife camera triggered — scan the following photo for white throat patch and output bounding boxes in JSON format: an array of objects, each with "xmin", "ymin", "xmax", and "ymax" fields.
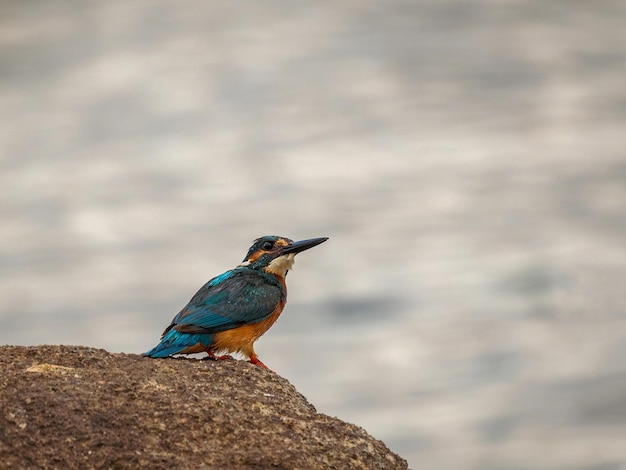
[{"xmin": 265, "ymin": 253, "xmax": 295, "ymax": 277}]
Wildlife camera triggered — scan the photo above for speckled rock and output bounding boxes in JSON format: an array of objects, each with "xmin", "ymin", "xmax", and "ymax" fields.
[{"xmin": 0, "ymin": 345, "xmax": 407, "ymax": 469}]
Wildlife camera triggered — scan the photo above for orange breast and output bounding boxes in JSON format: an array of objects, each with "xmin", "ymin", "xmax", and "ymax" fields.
[{"xmin": 211, "ymin": 299, "xmax": 286, "ymax": 358}]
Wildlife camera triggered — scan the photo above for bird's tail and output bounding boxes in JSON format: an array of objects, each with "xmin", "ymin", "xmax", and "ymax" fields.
[
  {"xmin": 143, "ymin": 331, "xmax": 212, "ymax": 358},
  {"xmin": 143, "ymin": 343, "xmax": 185, "ymax": 358}
]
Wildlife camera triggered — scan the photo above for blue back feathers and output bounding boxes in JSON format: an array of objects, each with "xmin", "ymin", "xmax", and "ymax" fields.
[{"xmin": 143, "ymin": 266, "xmax": 285, "ymax": 357}]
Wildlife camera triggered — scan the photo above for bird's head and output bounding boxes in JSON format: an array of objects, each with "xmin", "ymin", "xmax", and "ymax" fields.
[{"xmin": 240, "ymin": 235, "xmax": 328, "ymax": 277}]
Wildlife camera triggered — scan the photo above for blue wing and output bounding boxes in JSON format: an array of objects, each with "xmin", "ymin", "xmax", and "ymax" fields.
[
  {"xmin": 172, "ymin": 268, "xmax": 284, "ymax": 333},
  {"xmin": 143, "ymin": 267, "xmax": 284, "ymax": 357}
]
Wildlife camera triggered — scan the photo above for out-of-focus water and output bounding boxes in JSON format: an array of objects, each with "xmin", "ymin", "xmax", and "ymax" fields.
[{"xmin": 2, "ymin": 1, "xmax": 626, "ymax": 468}]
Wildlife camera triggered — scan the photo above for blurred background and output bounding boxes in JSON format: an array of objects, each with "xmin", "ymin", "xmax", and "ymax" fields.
[{"xmin": 2, "ymin": 1, "xmax": 626, "ymax": 468}]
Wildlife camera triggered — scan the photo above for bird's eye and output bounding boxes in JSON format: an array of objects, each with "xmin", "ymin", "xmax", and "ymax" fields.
[{"xmin": 262, "ymin": 241, "xmax": 274, "ymax": 251}]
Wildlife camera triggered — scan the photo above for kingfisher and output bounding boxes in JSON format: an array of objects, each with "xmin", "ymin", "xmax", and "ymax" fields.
[{"xmin": 143, "ymin": 235, "xmax": 328, "ymax": 369}]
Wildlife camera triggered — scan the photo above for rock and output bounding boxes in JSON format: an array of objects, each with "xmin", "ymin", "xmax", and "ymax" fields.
[{"xmin": 0, "ymin": 345, "xmax": 407, "ymax": 469}]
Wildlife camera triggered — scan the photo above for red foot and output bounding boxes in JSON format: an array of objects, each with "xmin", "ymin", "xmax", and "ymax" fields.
[
  {"xmin": 248, "ymin": 356, "xmax": 270, "ymax": 370},
  {"xmin": 206, "ymin": 351, "xmax": 233, "ymax": 361}
]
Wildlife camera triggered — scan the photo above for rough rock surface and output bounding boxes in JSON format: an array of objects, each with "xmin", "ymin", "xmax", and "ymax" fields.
[{"xmin": 0, "ymin": 345, "xmax": 407, "ymax": 469}]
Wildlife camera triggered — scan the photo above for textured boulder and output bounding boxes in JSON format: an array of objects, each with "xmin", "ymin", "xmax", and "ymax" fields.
[{"xmin": 0, "ymin": 345, "xmax": 407, "ymax": 469}]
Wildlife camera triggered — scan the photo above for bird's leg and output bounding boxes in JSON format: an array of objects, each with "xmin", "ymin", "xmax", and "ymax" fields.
[
  {"xmin": 248, "ymin": 355, "xmax": 269, "ymax": 370},
  {"xmin": 206, "ymin": 350, "xmax": 233, "ymax": 361}
]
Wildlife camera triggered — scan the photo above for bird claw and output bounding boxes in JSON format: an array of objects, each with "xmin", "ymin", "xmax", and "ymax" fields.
[
  {"xmin": 248, "ymin": 356, "xmax": 270, "ymax": 369},
  {"xmin": 206, "ymin": 351, "xmax": 233, "ymax": 361}
]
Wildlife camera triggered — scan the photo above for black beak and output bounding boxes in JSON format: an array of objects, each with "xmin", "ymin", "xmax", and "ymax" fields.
[{"xmin": 280, "ymin": 237, "xmax": 328, "ymax": 255}]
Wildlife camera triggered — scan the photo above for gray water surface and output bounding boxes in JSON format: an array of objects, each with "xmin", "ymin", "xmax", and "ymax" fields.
[{"xmin": 2, "ymin": 1, "xmax": 626, "ymax": 468}]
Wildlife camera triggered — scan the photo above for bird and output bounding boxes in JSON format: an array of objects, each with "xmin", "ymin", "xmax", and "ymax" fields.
[{"xmin": 143, "ymin": 235, "xmax": 328, "ymax": 369}]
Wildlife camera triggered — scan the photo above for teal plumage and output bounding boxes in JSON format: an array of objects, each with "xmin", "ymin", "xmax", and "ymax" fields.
[
  {"xmin": 143, "ymin": 235, "xmax": 328, "ymax": 368},
  {"xmin": 144, "ymin": 268, "xmax": 285, "ymax": 357}
]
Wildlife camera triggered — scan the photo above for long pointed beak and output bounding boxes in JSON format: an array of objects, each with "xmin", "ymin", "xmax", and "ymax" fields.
[{"xmin": 280, "ymin": 237, "xmax": 328, "ymax": 255}]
